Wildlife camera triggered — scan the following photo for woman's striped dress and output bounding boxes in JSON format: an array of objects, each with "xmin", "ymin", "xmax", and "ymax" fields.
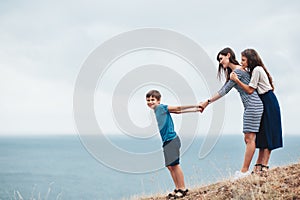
[{"xmin": 218, "ymin": 69, "xmax": 263, "ymax": 133}]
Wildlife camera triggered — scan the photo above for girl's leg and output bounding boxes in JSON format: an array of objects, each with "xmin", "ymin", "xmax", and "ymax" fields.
[
  {"xmin": 253, "ymin": 149, "xmax": 264, "ymax": 172},
  {"xmin": 256, "ymin": 149, "xmax": 264, "ymax": 164},
  {"xmin": 262, "ymin": 149, "xmax": 271, "ymax": 167},
  {"xmin": 241, "ymin": 133, "xmax": 256, "ymax": 172}
]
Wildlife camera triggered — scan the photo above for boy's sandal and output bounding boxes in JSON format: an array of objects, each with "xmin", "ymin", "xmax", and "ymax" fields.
[
  {"xmin": 167, "ymin": 189, "xmax": 178, "ymax": 198},
  {"xmin": 174, "ymin": 189, "xmax": 188, "ymax": 199}
]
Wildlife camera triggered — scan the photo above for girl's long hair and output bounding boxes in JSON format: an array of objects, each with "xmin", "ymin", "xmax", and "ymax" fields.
[
  {"xmin": 241, "ymin": 49, "xmax": 274, "ymax": 90},
  {"xmin": 217, "ymin": 47, "xmax": 240, "ymax": 82}
]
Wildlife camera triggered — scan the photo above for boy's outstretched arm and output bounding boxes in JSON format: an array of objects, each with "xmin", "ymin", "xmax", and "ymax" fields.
[{"xmin": 168, "ymin": 105, "xmax": 202, "ymax": 114}]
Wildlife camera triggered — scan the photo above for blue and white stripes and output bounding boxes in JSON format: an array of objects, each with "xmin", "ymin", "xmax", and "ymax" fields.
[{"xmin": 218, "ymin": 69, "xmax": 263, "ymax": 133}]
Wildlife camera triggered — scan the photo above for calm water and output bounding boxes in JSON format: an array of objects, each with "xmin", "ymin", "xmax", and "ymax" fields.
[{"xmin": 0, "ymin": 134, "xmax": 299, "ymax": 200}]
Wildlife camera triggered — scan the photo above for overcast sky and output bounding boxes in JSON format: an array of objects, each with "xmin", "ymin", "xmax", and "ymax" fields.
[{"xmin": 1, "ymin": 0, "xmax": 299, "ymax": 136}]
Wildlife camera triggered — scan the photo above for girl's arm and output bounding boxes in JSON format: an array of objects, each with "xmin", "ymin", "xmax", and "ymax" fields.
[
  {"xmin": 199, "ymin": 92, "xmax": 222, "ymax": 111},
  {"xmin": 168, "ymin": 105, "xmax": 201, "ymax": 114},
  {"xmin": 199, "ymin": 76, "xmax": 237, "ymax": 112},
  {"xmin": 230, "ymin": 72, "xmax": 255, "ymax": 94}
]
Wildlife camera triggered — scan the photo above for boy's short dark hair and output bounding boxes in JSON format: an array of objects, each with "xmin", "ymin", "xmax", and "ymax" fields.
[{"xmin": 146, "ymin": 90, "xmax": 161, "ymax": 100}]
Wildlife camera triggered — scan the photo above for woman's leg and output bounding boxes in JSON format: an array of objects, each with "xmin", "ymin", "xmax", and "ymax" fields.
[
  {"xmin": 262, "ymin": 149, "xmax": 271, "ymax": 167},
  {"xmin": 241, "ymin": 133, "xmax": 256, "ymax": 172},
  {"xmin": 253, "ymin": 149, "xmax": 264, "ymax": 172},
  {"xmin": 256, "ymin": 149, "xmax": 264, "ymax": 164}
]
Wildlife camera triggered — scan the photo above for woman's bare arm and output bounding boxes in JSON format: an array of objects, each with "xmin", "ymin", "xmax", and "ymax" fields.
[{"xmin": 230, "ymin": 72, "xmax": 255, "ymax": 94}]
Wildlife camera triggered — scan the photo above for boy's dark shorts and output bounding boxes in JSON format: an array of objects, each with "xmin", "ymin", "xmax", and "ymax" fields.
[{"xmin": 163, "ymin": 136, "xmax": 181, "ymax": 167}]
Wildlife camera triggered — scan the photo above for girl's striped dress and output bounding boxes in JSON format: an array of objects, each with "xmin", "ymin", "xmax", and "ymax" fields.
[{"xmin": 218, "ymin": 69, "xmax": 263, "ymax": 133}]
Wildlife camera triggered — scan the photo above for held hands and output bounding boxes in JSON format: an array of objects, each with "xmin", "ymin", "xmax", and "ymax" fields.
[
  {"xmin": 192, "ymin": 105, "xmax": 204, "ymax": 113},
  {"xmin": 198, "ymin": 105, "xmax": 204, "ymax": 113},
  {"xmin": 230, "ymin": 72, "xmax": 238, "ymax": 82},
  {"xmin": 198, "ymin": 101, "xmax": 209, "ymax": 113}
]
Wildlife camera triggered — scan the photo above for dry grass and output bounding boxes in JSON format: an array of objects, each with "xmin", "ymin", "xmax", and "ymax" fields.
[{"xmin": 139, "ymin": 162, "xmax": 300, "ymax": 200}]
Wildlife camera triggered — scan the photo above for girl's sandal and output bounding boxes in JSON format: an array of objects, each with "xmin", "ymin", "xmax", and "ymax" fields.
[
  {"xmin": 261, "ymin": 165, "xmax": 269, "ymax": 176},
  {"xmin": 251, "ymin": 164, "xmax": 262, "ymax": 174},
  {"xmin": 174, "ymin": 189, "xmax": 188, "ymax": 199},
  {"xmin": 261, "ymin": 165, "xmax": 269, "ymax": 171}
]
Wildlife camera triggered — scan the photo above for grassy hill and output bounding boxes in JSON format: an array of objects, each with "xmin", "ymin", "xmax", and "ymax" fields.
[{"xmin": 139, "ymin": 162, "xmax": 300, "ymax": 200}]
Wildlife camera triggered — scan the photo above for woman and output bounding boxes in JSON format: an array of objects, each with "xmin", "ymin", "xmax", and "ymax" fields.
[
  {"xmin": 230, "ymin": 49, "xmax": 283, "ymax": 173},
  {"xmin": 199, "ymin": 47, "xmax": 263, "ymax": 179}
]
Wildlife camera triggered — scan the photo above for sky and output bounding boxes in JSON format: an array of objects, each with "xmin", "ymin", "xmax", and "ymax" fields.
[{"xmin": 1, "ymin": 0, "xmax": 300, "ymax": 136}]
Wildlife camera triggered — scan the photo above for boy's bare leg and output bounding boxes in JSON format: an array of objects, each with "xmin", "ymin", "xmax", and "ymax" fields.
[
  {"xmin": 171, "ymin": 165, "xmax": 185, "ymax": 189},
  {"xmin": 167, "ymin": 166, "xmax": 179, "ymax": 189}
]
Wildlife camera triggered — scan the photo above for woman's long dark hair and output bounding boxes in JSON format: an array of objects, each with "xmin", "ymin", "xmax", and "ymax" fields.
[
  {"xmin": 241, "ymin": 49, "xmax": 274, "ymax": 90},
  {"xmin": 217, "ymin": 47, "xmax": 240, "ymax": 82}
]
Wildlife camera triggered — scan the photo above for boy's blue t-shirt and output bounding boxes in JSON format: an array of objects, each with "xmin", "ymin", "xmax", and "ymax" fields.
[{"xmin": 154, "ymin": 104, "xmax": 177, "ymax": 143}]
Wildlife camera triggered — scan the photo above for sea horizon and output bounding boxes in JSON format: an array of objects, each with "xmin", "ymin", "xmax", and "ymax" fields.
[{"xmin": 0, "ymin": 134, "xmax": 299, "ymax": 200}]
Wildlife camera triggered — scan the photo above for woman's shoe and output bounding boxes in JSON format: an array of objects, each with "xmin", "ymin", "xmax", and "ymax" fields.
[
  {"xmin": 261, "ymin": 164, "xmax": 269, "ymax": 171},
  {"xmin": 252, "ymin": 163, "xmax": 262, "ymax": 174},
  {"xmin": 261, "ymin": 164, "xmax": 269, "ymax": 176},
  {"xmin": 233, "ymin": 170, "xmax": 251, "ymax": 180}
]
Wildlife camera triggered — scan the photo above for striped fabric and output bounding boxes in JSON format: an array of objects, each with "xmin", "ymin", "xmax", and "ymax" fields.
[{"xmin": 218, "ymin": 69, "xmax": 263, "ymax": 133}]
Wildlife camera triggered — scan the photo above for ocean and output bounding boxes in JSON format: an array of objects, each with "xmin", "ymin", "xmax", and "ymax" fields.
[{"xmin": 0, "ymin": 134, "xmax": 299, "ymax": 200}]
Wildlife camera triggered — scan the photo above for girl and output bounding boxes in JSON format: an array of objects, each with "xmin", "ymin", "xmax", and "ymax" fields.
[
  {"xmin": 230, "ymin": 49, "xmax": 283, "ymax": 173},
  {"xmin": 199, "ymin": 47, "xmax": 263, "ymax": 179}
]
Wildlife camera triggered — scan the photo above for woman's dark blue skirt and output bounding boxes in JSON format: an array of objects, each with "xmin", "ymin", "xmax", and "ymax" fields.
[{"xmin": 256, "ymin": 90, "xmax": 283, "ymax": 150}]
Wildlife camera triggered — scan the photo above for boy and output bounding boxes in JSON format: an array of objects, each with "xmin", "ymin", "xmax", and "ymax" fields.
[{"xmin": 146, "ymin": 90, "xmax": 201, "ymax": 199}]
